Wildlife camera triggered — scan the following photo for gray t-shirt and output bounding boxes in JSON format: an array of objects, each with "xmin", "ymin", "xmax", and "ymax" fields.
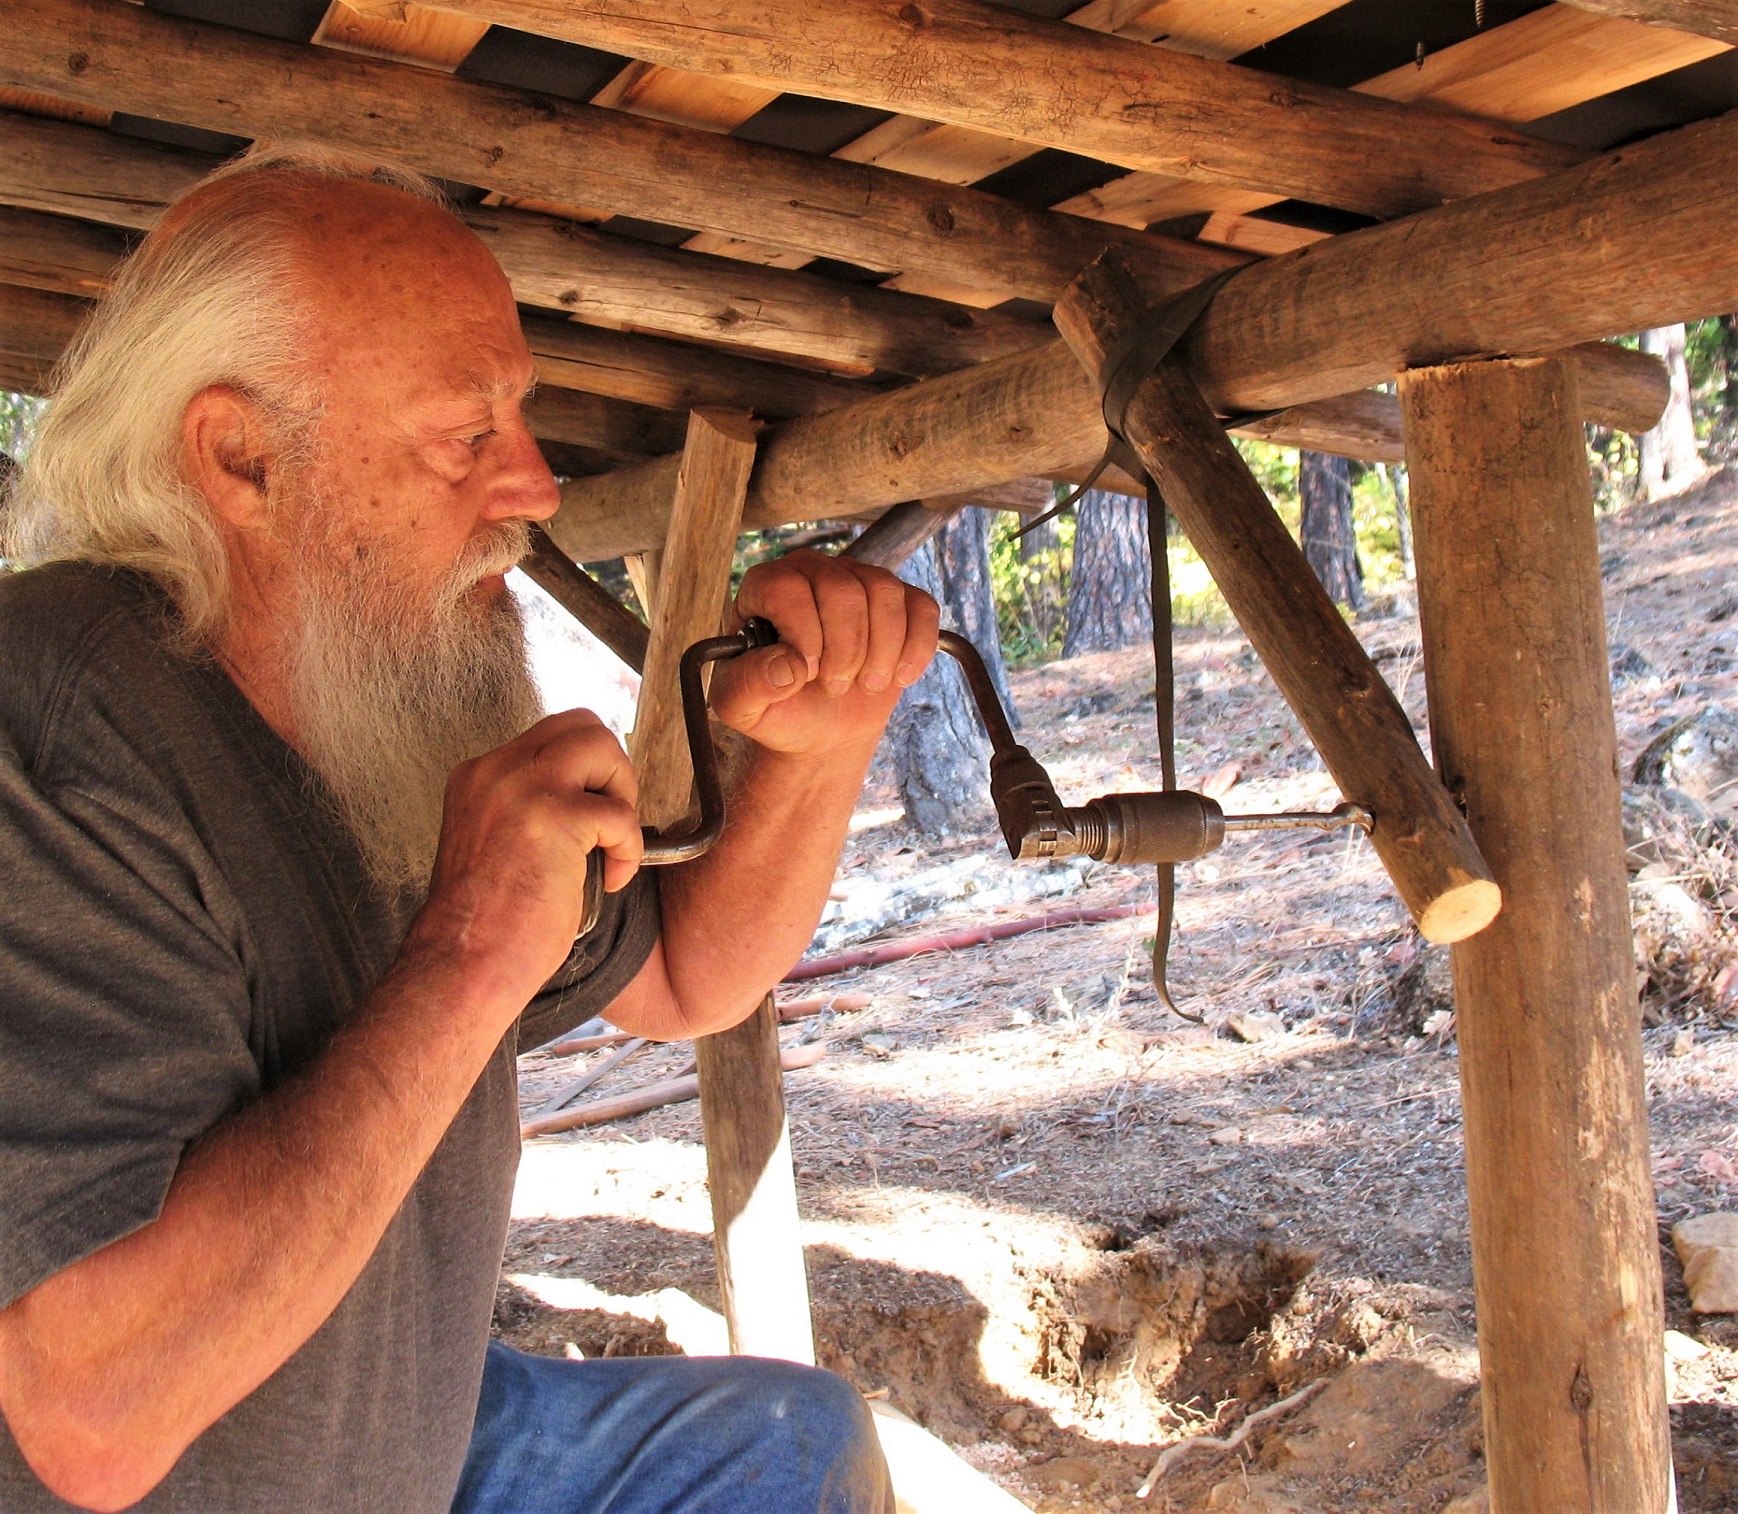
[{"xmin": 0, "ymin": 563, "xmax": 659, "ymax": 1512}]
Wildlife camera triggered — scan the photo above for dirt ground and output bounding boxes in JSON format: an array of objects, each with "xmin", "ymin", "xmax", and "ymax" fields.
[{"xmin": 503, "ymin": 465, "xmax": 1738, "ymax": 1512}]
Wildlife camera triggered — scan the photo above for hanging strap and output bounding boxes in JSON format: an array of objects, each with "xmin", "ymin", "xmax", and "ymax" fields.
[
  {"xmin": 1015, "ymin": 266, "xmax": 1244, "ymax": 542},
  {"xmin": 1028, "ymin": 266, "xmax": 1249, "ymax": 1019}
]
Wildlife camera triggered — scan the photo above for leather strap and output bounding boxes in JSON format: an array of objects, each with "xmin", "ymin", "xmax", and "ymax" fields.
[{"xmin": 1026, "ymin": 269, "xmax": 1249, "ymax": 1019}]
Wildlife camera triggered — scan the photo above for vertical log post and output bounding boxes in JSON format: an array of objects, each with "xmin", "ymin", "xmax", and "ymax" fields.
[
  {"xmin": 1399, "ymin": 357, "xmax": 1670, "ymax": 1513},
  {"xmin": 630, "ymin": 409, "xmax": 816, "ymax": 1365}
]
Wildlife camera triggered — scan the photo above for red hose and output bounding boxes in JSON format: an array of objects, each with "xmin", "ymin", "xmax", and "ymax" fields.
[{"xmin": 783, "ymin": 901, "xmax": 1156, "ymax": 982}]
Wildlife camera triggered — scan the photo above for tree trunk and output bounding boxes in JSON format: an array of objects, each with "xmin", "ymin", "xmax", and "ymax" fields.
[
  {"xmin": 883, "ymin": 539, "xmax": 992, "ymax": 835},
  {"xmin": 1062, "ymin": 489, "xmax": 1153, "ymax": 657},
  {"xmin": 935, "ymin": 507, "xmax": 1017, "ymax": 722},
  {"xmin": 1381, "ymin": 461, "xmax": 1416, "ymax": 581},
  {"xmin": 1638, "ymin": 323, "xmax": 1703, "ymax": 500},
  {"xmin": 1298, "ymin": 450, "xmax": 1365, "ymax": 610},
  {"xmin": 1015, "ymin": 492, "xmax": 1068, "ymax": 657},
  {"xmin": 1718, "ymin": 313, "xmax": 1738, "ymax": 416}
]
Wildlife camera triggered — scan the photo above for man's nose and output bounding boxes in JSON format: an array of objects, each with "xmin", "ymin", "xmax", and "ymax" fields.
[{"xmin": 482, "ymin": 414, "xmax": 560, "ymax": 523}]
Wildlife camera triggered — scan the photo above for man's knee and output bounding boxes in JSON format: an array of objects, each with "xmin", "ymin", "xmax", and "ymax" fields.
[{"xmin": 720, "ymin": 1359, "xmax": 892, "ymax": 1513}]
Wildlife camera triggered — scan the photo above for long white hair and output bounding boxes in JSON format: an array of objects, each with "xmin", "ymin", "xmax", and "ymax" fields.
[{"xmin": 2, "ymin": 145, "xmax": 446, "ymax": 642}]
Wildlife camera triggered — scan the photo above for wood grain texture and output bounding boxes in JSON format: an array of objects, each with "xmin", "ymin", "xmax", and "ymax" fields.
[
  {"xmin": 1178, "ymin": 111, "xmax": 1738, "ymax": 416},
  {"xmin": 546, "ymin": 323, "xmax": 1666, "ymax": 559},
  {"xmin": 312, "ymin": 1, "xmax": 490, "ymax": 69},
  {"xmin": 1400, "ymin": 356, "xmax": 1670, "ymax": 1514},
  {"xmin": 1060, "ymin": 3, "xmax": 1723, "ymax": 236},
  {"xmin": 0, "ymin": 0, "xmax": 1232, "ymax": 307},
  {"xmin": 1357, "ymin": 4, "xmax": 1727, "ymax": 121},
  {"xmin": 628, "ymin": 408, "xmax": 757, "ymax": 818},
  {"xmin": 1054, "ymin": 255, "xmax": 1500, "ymax": 943},
  {"xmin": 0, "ymin": 105, "xmax": 1061, "ymax": 379},
  {"xmin": 694, "ymin": 996, "xmax": 817, "ymax": 1362},
  {"xmin": 522, "ymin": 386, "xmax": 686, "ymax": 460},
  {"xmin": 620, "ymin": 406, "xmax": 814, "ymax": 1364},
  {"xmin": 429, "ymin": 0, "xmax": 1583, "ymax": 218},
  {"xmin": 0, "ymin": 280, "xmax": 90, "ymax": 395},
  {"xmin": 520, "ymin": 526, "xmax": 650, "ymax": 673},
  {"xmin": 1559, "ymin": 0, "xmax": 1738, "ymax": 43},
  {"xmin": 0, "ymin": 200, "xmax": 130, "ymax": 299},
  {"xmin": 520, "ymin": 311, "xmax": 887, "ymax": 422}
]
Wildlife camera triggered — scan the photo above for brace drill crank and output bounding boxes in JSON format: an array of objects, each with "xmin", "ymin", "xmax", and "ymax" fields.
[{"xmin": 575, "ymin": 615, "xmax": 780, "ymax": 937}]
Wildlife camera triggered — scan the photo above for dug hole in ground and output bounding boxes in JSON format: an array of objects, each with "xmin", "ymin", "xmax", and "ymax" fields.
[{"xmin": 505, "ymin": 466, "xmax": 1738, "ymax": 1513}]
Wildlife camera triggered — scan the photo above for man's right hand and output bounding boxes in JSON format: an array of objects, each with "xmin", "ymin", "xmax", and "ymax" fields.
[{"xmin": 409, "ymin": 709, "xmax": 644, "ymax": 1013}]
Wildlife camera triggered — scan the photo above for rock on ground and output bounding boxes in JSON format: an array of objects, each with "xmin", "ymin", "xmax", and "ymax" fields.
[{"xmin": 1674, "ymin": 1213, "xmax": 1738, "ymax": 1313}]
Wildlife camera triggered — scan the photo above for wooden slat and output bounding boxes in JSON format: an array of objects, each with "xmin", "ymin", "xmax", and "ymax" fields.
[
  {"xmin": 628, "ymin": 409, "xmax": 757, "ymax": 800},
  {"xmin": 427, "ymin": 0, "xmax": 1583, "ymax": 219},
  {"xmin": 1062, "ymin": 0, "xmax": 1346, "ymax": 58},
  {"xmin": 1358, "ymin": 4, "xmax": 1728, "ymax": 121},
  {"xmin": 0, "ymin": 0, "xmax": 1235, "ymax": 308},
  {"xmin": 1560, "ymin": 0, "xmax": 1738, "ymax": 43},
  {"xmin": 0, "ymin": 109, "xmax": 1058, "ymax": 378},
  {"xmin": 591, "ymin": 58, "xmax": 778, "ymax": 130},
  {"xmin": 312, "ymin": 1, "xmax": 490, "ymax": 69},
  {"xmin": 819, "ymin": 0, "xmax": 1347, "ymax": 227},
  {"xmin": 622, "ymin": 409, "xmax": 817, "ymax": 1365}
]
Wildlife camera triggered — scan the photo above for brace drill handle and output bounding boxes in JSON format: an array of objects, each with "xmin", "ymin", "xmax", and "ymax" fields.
[{"xmin": 577, "ymin": 616, "xmax": 780, "ymax": 937}]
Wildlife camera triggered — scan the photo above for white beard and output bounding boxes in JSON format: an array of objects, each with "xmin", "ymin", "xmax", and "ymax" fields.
[{"xmin": 278, "ymin": 509, "xmax": 544, "ymax": 895}]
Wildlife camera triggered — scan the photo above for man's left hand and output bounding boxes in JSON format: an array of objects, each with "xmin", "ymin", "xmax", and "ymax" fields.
[{"xmin": 707, "ymin": 549, "xmax": 940, "ymax": 757}]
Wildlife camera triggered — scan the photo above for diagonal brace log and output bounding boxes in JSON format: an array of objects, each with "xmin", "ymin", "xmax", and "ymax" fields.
[{"xmin": 1053, "ymin": 255, "xmax": 1501, "ymax": 944}]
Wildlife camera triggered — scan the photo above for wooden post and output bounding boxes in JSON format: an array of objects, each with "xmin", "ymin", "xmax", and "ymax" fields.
[
  {"xmin": 521, "ymin": 525, "xmax": 649, "ymax": 674},
  {"xmin": 1053, "ymin": 257, "xmax": 1501, "ymax": 944},
  {"xmin": 1399, "ymin": 357, "xmax": 1671, "ymax": 1513},
  {"xmin": 630, "ymin": 408, "xmax": 816, "ymax": 1366}
]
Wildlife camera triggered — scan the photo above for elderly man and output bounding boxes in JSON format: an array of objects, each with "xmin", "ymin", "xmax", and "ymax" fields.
[{"xmin": 0, "ymin": 148, "xmax": 936, "ymax": 1513}]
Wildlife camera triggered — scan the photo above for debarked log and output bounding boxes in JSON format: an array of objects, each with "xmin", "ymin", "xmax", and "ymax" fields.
[
  {"xmin": 550, "ymin": 338, "xmax": 1664, "ymax": 560},
  {"xmin": 1054, "ymin": 254, "xmax": 1501, "ymax": 944}
]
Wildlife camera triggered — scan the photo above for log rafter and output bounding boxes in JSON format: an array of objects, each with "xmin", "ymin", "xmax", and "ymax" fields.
[
  {"xmin": 552, "ymin": 104, "xmax": 1737, "ymax": 559},
  {"xmin": 423, "ymin": 0, "xmax": 1585, "ymax": 219},
  {"xmin": 0, "ymin": 108, "xmax": 1054, "ymax": 381},
  {"xmin": 1560, "ymin": 0, "xmax": 1738, "ymax": 44},
  {"xmin": 0, "ymin": 0, "xmax": 1238, "ymax": 308}
]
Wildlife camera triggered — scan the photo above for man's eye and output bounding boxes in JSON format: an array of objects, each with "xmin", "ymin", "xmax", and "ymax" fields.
[{"xmin": 463, "ymin": 429, "xmax": 496, "ymax": 452}]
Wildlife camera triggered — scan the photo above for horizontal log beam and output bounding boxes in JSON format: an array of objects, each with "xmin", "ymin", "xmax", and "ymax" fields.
[
  {"xmin": 1, "ymin": 0, "xmax": 1237, "ymax": 307},
  {"xmin": 0, "ymin": 197, "xmax": 905, "ymax": 428},
  {"xmin": 1179, "ymin": 109, "xmax": 1738, "ymax": 416},
  {"xmin": 0, "ymin": 280, "xmax": 684, "ymax": 463},
  {"xmin": 550, "ymin": 336, "xmax": 1665, "ymax": 560},
  {"xmin": 462, "ymin": 209, "xmax": 1054, "ymax": 378},
  {"xmin": 0, "ymin": 108, "xmax": 1056, "ymax": 379},
  {"xmin": 433, "ymin": 0, "xmax": 1584, "ymax": 219},
  {"xmin": 1559, "ymin": 0, "xmax": 1738, "ymax": 43},
  {"xmin": 520, "ymin": 312, "xmax": 886, "ymax": 421}
]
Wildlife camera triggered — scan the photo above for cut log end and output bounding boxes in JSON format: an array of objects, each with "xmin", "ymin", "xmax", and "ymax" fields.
[{"xmin": 1416, "ymin": 878, "xmax": 1504, "ymax": 944}]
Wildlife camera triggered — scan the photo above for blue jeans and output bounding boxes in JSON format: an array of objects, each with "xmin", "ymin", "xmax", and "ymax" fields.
[{"xmin": 452, "ymin": 1342, "xmax": 895, "ymax": 1514}]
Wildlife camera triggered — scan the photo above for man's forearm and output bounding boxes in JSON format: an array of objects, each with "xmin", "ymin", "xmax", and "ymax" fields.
[
  {"xmin": 649, "ymin": 737, "xmax": 879, "ymax": 1035},
  {"xmin": 0, "ymin": 937, "xmax": 520, "ymax": 1512}
]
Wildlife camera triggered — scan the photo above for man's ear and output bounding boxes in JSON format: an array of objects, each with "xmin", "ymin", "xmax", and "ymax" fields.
[{"xmin": 182, "ymin": 386, "xmax": 273, "ymax": 528}]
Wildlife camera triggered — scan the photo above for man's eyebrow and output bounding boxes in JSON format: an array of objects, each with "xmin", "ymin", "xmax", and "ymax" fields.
[{"xmin": 461, "ymin": 370, "xmax": 537, "ymax": 403}]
